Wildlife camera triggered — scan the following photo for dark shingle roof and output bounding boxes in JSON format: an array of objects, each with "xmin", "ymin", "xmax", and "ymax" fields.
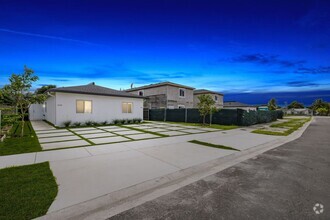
[
  {"xmin": 224, "ymin": 101, "xmax": 256, "ymax": 107},
  {"xmin": 48, "ymin": 83, "xmax": 143, "ymax": 99},
  {"xmin": 194, "ymin": 89, "xmax": 223, "ymax": 96},
  {"xmin": 125, "ymin": 81, "xmax": 194, "ymax": 91}
]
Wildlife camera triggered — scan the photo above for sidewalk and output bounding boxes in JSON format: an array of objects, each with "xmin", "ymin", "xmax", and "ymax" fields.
[{"xmin": 1, "ymin": 120, "xmax": 312, "ymax": 218}]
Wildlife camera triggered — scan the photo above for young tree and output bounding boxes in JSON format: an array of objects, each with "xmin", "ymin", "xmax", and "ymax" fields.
[
  {"xmin": 287, "ymin": 101, "xmax": 304, "ymax": 109},
  {"xmin": 197, "ymin": 94, "xmax": 216, "ymax": 125},
  {"xmin": 267, "ymin": 98, "xmax": 277, "ymax": 110},
  {"xmin": 2, "ymin": 66, "xmax": 46, "ymax": 137}
]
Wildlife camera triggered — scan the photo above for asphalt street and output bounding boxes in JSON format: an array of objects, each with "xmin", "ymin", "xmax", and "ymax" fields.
[{"xmin": 110, "ymin": 117, "xmax": 330, "ymax": 220}]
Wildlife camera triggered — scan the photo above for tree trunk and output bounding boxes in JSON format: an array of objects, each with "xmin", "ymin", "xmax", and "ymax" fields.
[
  {"xmin": 203, "ymin": 115, "xmax": 206, "ymax": 125},
  {"xmin": 20, "ymin": 104, "xmax": 25, "ymax": 137}
]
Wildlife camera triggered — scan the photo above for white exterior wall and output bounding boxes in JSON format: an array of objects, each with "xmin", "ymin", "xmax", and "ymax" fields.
[
  {"xmin": 45, "ymin": 95, "xmax": 56, "ymax": 125},
  {"xmin": 54, "ymin": 92, "xmax": 143, "ymax": 126}
]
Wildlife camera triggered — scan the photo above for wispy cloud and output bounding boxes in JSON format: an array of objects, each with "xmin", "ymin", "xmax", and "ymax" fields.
[
  {"xmin": 295, "ymin": 66, "xmax": 330, "ymax": 74},
  {"xmin": 228, "ymin": 53, "xmax": 305, "ymax": 68},
  {"xmin": 0, "ymin": 28, "xmax": 102, "ymax": 46},
  {"xmin": 286, "ymin": 81, "xmax": 320, "ymax": 87}
]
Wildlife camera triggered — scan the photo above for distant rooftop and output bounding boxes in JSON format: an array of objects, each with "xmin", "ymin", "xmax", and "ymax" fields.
[
  {"xmin": 194, "ymin": 89, "xmax": 223, "ymax": 96},
  {"xmin": 224, "ymin": 101, "xmax": 256, "ymax": 107},
  {"xmin": 125, "ymin": 81, "xmax": 195, "ymax": 91},
  {"xmin": 48, "ymin": 83, "xmax": 143, "ymax": 98}
]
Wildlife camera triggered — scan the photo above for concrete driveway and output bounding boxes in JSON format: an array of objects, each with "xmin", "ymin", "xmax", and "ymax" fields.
[{"xmin": 1, "ymin": 119, "xmax": 312, "ymax": 218}]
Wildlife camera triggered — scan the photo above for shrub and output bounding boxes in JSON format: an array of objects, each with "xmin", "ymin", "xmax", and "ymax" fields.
[
  {"xmin": 73, "ymin": 122, "xmax": 81, "ymax": 127},
  {"xmin": 85, "ymin": 121, "xmax": 94, "ymax": 126},
  {"xmin": 132, "ymin": 118, "xmax": 142, "ymax": 123},
  {"xmin": 113, "ymin": 119, "xmax": 120, "ymax": 125},
  {"xmin": 101, "ymin": 121, "xmax": 107, "ymax": 125},
  {"xmin": 127, "ymin": 119, "xmax": 134, "ymax": 124},
  {"xmin": 63, "ymin": 121, "xmax": 71, "ymax": 127},
  {"xmin": 120, "ymin": 119, "xmax": 127, "ymax": 124}
]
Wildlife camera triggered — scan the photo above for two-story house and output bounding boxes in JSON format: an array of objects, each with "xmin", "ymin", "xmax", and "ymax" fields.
[
  {"xmin": 193, "ymin": 89, "xmax": 224, "ymax": 108},
  {"xmin": 125, "ymin": 81, "xmax": 194, "ymax": 109}
]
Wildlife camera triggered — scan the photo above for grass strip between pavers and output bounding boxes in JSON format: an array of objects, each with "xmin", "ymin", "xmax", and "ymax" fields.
[
  {"xmin": 69, "ymin": 129, "xmax": 96, "ymax": 145},
  {"xmin": 0, "ymin": 162, "xmax": 58, "ymax": 220},
  {"xmin": 189, "ymin": 140, "xmax": 240, "ymax": 151},
  {"xmin": 252, "ymin": 117, "xmax": 311, "ymax": 136},
  {"xmin": 120, "ymin": 125, "xmax": 169, "ymax": 137}
]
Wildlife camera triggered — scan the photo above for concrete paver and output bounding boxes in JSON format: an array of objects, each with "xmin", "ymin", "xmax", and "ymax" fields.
[
  {"xmin": 41, "ymin": 140, "xmax": 90, "ymax": 150},
  {"xmin": 113, "ymin": 130, "xmax": 144, "ymax": 135},
  {"xmin": 103, "ymin": 128, "xmax": 130, "ymax": 132},
  {"xmin": 38, "ymin": 135, "xmax": 80, "ymax": 143},
  {"xmin": 89, "ymin": 136, "xmax": 130, "ymax": 144},
  {"xmin": 165, "ymin": 126, "xmax": 188, "ymax": 131},
  {"xmin": 144, "ymin": 128, "xmax": 169, "ymax": 132},
  {"xmin": 74, "ymin": 129, "xmax": 105, "ymax": 135},
  {"xmin": 81, "ymin": 132, "xmax": 116, "ymax": 139},
  {"xmin": 70, "ymin": 127, "xmax": 98, "ymax": 131},
  {"xmin": 97, "ymin": 126, "xmax": 120, "ymax": 129},
  {"xmin": 37, "ymin": 131, "xmax": 74, "ymax": 138},
  {"xmin": 35, "ymin": 129, "xmax": 68, "ymax": 134}
]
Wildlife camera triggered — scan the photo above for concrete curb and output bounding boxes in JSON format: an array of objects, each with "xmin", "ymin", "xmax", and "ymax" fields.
[{"xmin": 37, "ymin": 118, "xmax": 313, "ymax": 220}]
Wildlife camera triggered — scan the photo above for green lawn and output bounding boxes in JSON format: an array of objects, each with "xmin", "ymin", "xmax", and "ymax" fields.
[
  {"xmin": 0, "ymin": 162, "xmax": 58, "ymax": 220},
  {"xmin": 189, "ymin": 140, "xmax": 240, "ymax": 151},
  {"xmin": 252, "ymin": 117, "xmax": 311, "ymax": 136},
  {"xmin": 0, "ymin": 121, "xmax": 42, "ymax": 156},
  {"xmin": 161, "ymin": 121, "xmax": 239, "ymax": 130}
]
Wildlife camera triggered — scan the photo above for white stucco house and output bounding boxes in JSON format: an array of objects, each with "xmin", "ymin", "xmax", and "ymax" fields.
[{"xmin": 30, "ymin": 83, "xmax": 144, "ymax": 127}]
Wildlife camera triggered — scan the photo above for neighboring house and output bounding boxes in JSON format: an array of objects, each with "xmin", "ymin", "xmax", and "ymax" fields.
[
  {"xmin": 30, "ymin": 83, "xmax": 144, "ymax": 127},
  {"xmin": 257, "ymin": 105, "xmax": 269, "ymax": 111},
  {"xmin": 284, "ymin": 108, "xmax": 312, "ymax": 115},
  {"xmin": 125, "ymin": 81, "xmax": 195, "ymax": 109},
  {"xmin": 193, "ymin": 89, "xmax": 224, "ymax": 108},
  {"xmin": 223, "ymin": 101, "xmax": 257, "ymax": 111}
]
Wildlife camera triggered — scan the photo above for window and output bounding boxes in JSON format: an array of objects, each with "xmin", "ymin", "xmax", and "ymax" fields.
[
  {"xmin": 178, "ymin": 105, "xmax": 185, "ymax": 109},
  {"xmin": 179, "ymin": 88, "xmax": 185, "ymax": 97},
  {"xmin": 122, "ymin": 102, "xmax": 133, "ymax": 113},
  {"xmin": 215, "ymin": 95, "xmax": 218, "ymax": 102},
  {"xmin": 138, "ymin": 90, "xmax": 144, "ymax": 96},
  {"xmin": 76, "ymin": 100, "xmax": 92, "ymax": 113}
]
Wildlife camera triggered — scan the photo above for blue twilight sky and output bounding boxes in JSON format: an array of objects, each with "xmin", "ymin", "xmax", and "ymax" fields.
[{"xmin": 0, "ymin": 0, "xmax": 330, "ymax": 105}]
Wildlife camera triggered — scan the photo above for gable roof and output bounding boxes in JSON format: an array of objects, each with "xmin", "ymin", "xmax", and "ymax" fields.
[
  {"xmin": 194, "ymin": 89, "xmax": 223, "ymax": 96},
  {"xmin": 224, "ymin": 101, "xmax": 256, "ymax": 107},
  {"xmin": 47, "ymin": 83, "xmax": 143, "ymax": 99},
  {"xmin": 125, "ymin": 81, "xmax": 195, "ymax": 92}
]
